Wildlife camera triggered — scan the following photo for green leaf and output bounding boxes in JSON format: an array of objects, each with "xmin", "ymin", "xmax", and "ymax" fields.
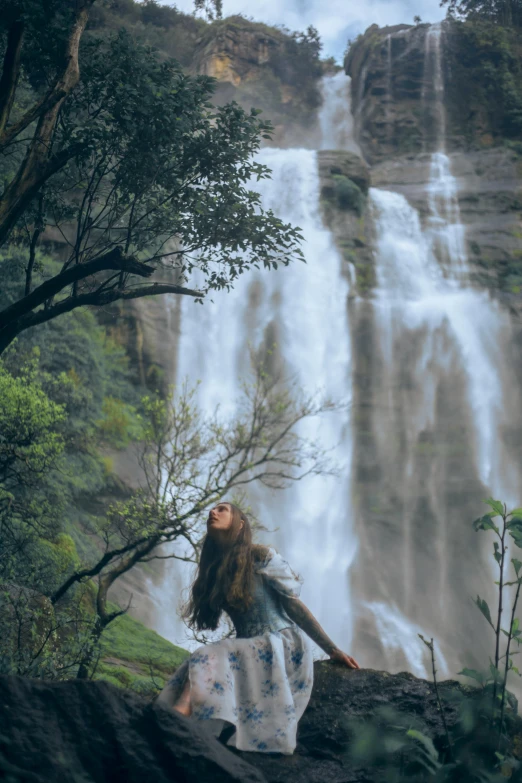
[
  {"xmin": 512, "ymin": 618, "xmax": 520, "ymax": 635},
  {"xmin": 509, "ymin": 508, "xmax": 522, "ymax": 517},
  {"xmin": 489, "ymin": 663, "xmax": 502, "ymax": 683},
  {"xmin": 513, "ymin": 558, "xmax": 522, "ymax": 576},
  {"xmin": 406, "ymin": 729, "xmax": 441, "ymax": 770},
  {"xmin": 458, "ymin": 667, "xmax": 486, "ymax": 685},
  {"xmin": 476, "ymin": 595, "xmax": 495, "ymax": 629},
  {"xmin": 508, "ymin": 518, "xmax": 522, "ymax": 548},
  {"xmin": 472, "ymin": 514, "xmax": 499, "ymax": 534},
  {"xmin": 493, "ymin": 542, "xmax": 502, "ymax": 564},
  {"xmin": 483, "ymin": 497, "xmax": 504, "ymax": 516}
]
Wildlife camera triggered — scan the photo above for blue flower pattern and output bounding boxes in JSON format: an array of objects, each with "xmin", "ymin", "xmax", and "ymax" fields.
[
  {"xmin": 161, "ymin": 549, "xmax": 313, "ymax": 755},
  {"xmin": 256, "ymin": 645, "xmax": 274, "ymax": 669},
  {"xmin": 227, "ymin": 651, "xmax": 242, "ymax": 671},
  {"xmin": 291, "ymin": 649, "xmax": 304, "ymax": 669},
  {"xmin": 261, "ymin": 679, "xmax": 280, "ymax": 698}
]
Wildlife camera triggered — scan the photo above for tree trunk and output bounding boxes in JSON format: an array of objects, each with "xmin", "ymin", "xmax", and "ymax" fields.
[
  {"xmin": 0, "ymin": 21, "xmax": 25, "ymax": 138},
  {"xmin": 0, "ymin": 2, "xmax": 95, "ymax": 247}
]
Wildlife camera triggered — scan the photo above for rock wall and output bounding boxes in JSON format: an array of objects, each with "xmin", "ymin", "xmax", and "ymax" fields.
[
  {"xmin": 317, "ymin": 150, "xmax": 374, "ymax": 294},
  {"xmin": 345, "ymin": 20, "xmax": 522, "ymax": 162},
  {"xmin": 345, "ymin": 22, "xmax": 522, "ymax": 303},
  {"xmin": 345, "ymin": 23, "xmax": 425, "ymax": 164},
  {"xmin": 191, "ymin": 17, "xmax": 323, "ymax": 147}
]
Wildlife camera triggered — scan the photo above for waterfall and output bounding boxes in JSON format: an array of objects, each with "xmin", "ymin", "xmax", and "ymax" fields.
[
  {"xmin": 147, "ymin": 29, "xmax": 521, "ymax": 683},
  {"xmin": 319, "ymin": 71, "xmax": 360, "ymax": 154},
  {"xmin": 352, "ymin": 22, "xmax": 520, "ymax": 677},
  {"xmin": 150, "ymin": 97, "xmax": 357, "ymax": 652}
]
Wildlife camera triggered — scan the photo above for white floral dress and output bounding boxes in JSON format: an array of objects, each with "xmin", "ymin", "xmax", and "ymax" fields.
[{"xmin": 159, "ymin": 549, "xmax": 314, "ymax": 754}]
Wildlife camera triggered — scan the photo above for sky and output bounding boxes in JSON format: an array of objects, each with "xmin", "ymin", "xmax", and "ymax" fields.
[{"xmin": 160, "ymin": 0, "xmax": 446, "ymax": 60}]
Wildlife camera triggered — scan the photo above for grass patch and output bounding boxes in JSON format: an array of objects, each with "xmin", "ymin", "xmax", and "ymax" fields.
[{"xmin": 95, "ymin": 606, "xmax": 189, "ymax": 697}]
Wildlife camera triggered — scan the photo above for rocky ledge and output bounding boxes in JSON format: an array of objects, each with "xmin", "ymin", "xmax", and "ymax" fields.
[{"xmin": 1, "ymin": 663, "xmax": 510, "ymax": 783}]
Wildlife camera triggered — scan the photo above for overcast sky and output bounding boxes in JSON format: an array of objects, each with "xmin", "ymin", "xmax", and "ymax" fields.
[{"xmin": 161, "ymin": 0, "xmax": 446, "ymax": 60}]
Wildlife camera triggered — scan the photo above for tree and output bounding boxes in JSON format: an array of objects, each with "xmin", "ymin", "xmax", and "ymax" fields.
[
  {"xmin": 291, "ymin": 25, "xmax": 322, "ymax": 62},
  {"xmin": 194, "ymin": 0, "xmax": 223, "ymax": 21},
  {"xmin": 48, "ymin": 362, "xmax": 339, "ymax": 678},
  {"xmin": 0, "ymin": 1, "xmax": 303, "ymax": 355},
  {"xmin": 441, "ymin": 0, "xmax": 522, "ymax": 28}
]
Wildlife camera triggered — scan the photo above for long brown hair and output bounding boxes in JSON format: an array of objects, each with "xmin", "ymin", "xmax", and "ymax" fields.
[{"xmin": 184, "ymin": 503, "xmax": 268, "ymax": 631}]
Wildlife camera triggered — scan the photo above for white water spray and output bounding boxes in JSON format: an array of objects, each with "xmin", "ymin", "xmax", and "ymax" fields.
[
  {"xmin": 357, "ymin": 23, "xmax": 519, "ymax": 677},
  {"xmin": 150, "ymin": 101, "xmax": 358, "ymax": 651},
  {"xmin": 319, "ymin": 72, "xmax": 360, "ymax": 154}
]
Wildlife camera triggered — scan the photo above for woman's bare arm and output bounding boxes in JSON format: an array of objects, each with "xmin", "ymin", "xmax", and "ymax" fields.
[{"xmin": 280, "ymin": 595, "xmax": 359, "ymax": 668}]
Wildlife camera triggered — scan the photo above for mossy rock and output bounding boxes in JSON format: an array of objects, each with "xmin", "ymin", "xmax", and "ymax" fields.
[{"xmin": 332, "ymin": 175, "xmax": 365, "ymax": 214}]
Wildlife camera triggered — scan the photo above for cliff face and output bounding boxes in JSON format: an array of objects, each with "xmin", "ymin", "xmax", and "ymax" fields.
[
  {"xmin": 345, "ymin": 20, "xmax": 522, "ymax": 162},
  {"xmin": 191, "ymin": 17, "xmax": 323, "ymax": 147},
  {"xmin": 345, "ymin": 23, "xmax": 425, "ymax": 164},
  {"xmin": 344, "ymin": 21, "xmax": 522, "ymax": 301},
  {"xmin": 317, "ymin": 150, "xmax": 374, "ymax": 294},
  {"xmin": 371, "ymin": 147, "xmax": 522, "ymax": 299}
]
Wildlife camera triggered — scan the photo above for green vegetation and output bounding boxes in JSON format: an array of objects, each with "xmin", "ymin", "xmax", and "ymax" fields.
[
  {"xmin": 442, "ymin": 0, "xmax": 522, "ymax": 29},
  {"xmin": 345, "ymin": 498, "xmax": 522, "ymax": 781},
  {"xmin": 0, "ymin": 1, "xmax": 305, "ymax": 355},
  {"xmin": 332, "ymin": 175, "xmax": 365, "ymax": 215},
  {"xmin": 95, "ymin": 606, "xmax": 188, "ymax": 696},
  {"xmin": 446, "ymin": 20, "xmax": 522, "ymax": 145}
]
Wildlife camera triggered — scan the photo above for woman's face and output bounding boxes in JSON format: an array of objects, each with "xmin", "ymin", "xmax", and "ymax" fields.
[{"xmin": 207, "ymin": 502, "xmax": 234, "ymax": 536}]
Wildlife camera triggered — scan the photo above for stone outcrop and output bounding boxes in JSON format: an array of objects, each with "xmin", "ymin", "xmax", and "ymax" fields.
[
  {"xmin": 0, "ymin": 674, "xmax": 265, "ymax": 783},
  {"xmin": 191, "ymin": 18, "xmax": 323, "ymax": 147},
  {"xmin": 2, "ymin": 664, "xmax": 518, "ymax": 783},
  {"xmin": 344, "ymin": 24, "xmax": 425, "ymax": 164},
  {"xmin": 244, "ymin": 663, "xmax": 488, "ymax": 782},
  {"xmin": 317, "ymin": 151, "xmax": 375, "ymax": 293},
  {"xmin": 345, "ymin": 21, "xmax": 522, "ymax": 163}
]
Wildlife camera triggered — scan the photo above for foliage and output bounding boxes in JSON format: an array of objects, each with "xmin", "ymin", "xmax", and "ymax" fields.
[
  {"xmin": 0, "ymin": 252, "xmax": 149, "ymax": 679},
  {"xmin": 290, "ymin": 25, "xmax": 322, "ymax": 62},
  {"xmin": 332, "ymin": 175, "xmax": 365, "ymax": 215},
  {"xmin": 344, "ymin": 498, "xmax": 522, "ymax": 781},
  {"xmin": 88, "ymin": 0, "xmax": 207, "ymax": 67},
  {"xmin": 442, "ymin": 0, "xmax": 522, "ymax": 28},
  {"xmin": 445, "ymin": 20, "xmax": 522, "ymax": 143},
  {"xmin": 0, "ymin": 3, "xmax": 304, "ymax": 354},
  {"xmin": 94, "ymin": 604, "xmax": 189, "ymax": 696}
]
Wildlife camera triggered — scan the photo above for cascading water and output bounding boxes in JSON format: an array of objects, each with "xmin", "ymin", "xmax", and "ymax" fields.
[
  {"xmin": 150, "ymin": 96, "xmax": 357, "ymax": 653},
  {"xmin": 351, "ymin": 23, "xmax": 520, "ymax": 677},
  {"xmin": 319, "ymin": 71, "xmax": 360, "ymax": 154},
  {"xmin": 148, "ymin": 27, "xmax": 521, "ymax": 682},
  {"xmin": 424, "ymin": 24, "xmax": 467, "ymax": 276}
]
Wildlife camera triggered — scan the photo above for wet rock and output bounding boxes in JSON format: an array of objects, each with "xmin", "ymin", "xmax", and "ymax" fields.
[
  {"xmin": 344, "ymin": 24, "xmax": 425, "ymax": 164},
  {"xmin": 317, "ymin": 151, "xmax": 375, "ymax": 294},
  {"xmin": 242, "ymin": 662, "xmax": 477, "ymax": 783},
  {"xmin": 0, "ymin": 675, "xmax": 266, "ymax": 783}
]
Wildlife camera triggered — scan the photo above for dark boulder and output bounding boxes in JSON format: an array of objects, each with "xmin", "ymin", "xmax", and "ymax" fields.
[
  {"xmin": 1, "ymin": 664, "xmax": 517, "ymax": 783},
  {"xmin": 0, "ymin": 674, "xmax": 265, "ymax": 783},
  {"xmin": 241, "ymin": 662, "xmax": 484, "ymax": 783}
]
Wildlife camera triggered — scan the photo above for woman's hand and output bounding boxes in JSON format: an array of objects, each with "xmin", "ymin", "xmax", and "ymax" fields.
[{"xmin": 329, "ymin": 648, "xmax": 360, "ymax": 669}]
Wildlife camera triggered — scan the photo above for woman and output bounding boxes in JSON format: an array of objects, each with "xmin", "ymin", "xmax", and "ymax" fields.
[{"xmin": 157, "ymin": 502, "xmax": 359, "ymax": 754}]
